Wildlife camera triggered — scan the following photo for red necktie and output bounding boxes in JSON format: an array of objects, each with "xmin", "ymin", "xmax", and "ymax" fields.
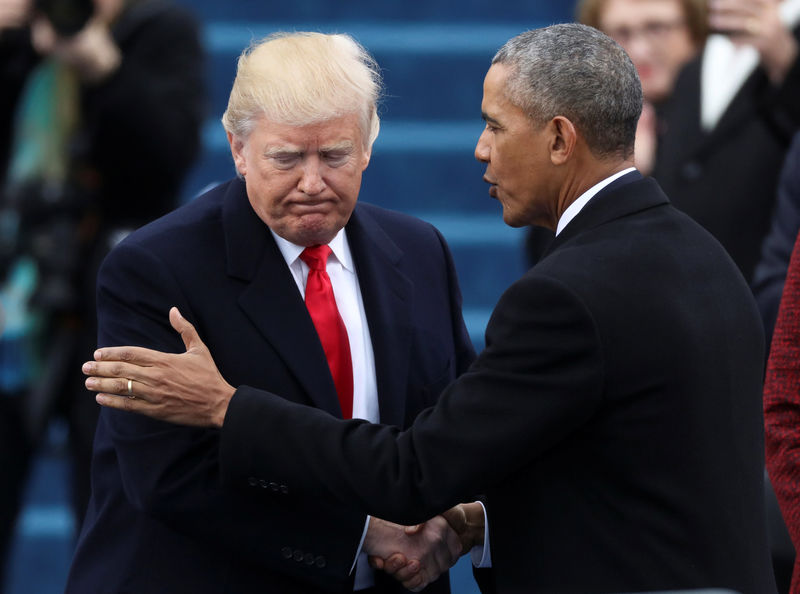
[{"xmin": 300, "ymin": 245, "xmax": 354, "ymax": 418}]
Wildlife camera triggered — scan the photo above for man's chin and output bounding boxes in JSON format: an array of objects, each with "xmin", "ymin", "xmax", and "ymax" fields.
[
  {"xmin": 280, "ymin": 217, "xmax": 344, "ymax": 247},
  {"xmin": 501, "ymin": 209, "xmax": 526, "ymax": 229}
]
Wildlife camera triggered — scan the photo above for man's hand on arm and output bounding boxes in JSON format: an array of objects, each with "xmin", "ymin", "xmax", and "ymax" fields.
[
  {"xmin": 363, "ymin": 515, "xmax": 464, "ymax": 592},
  {"xmin": 83, "ymin": 307, "xmax": 235, "ymax": 428}
]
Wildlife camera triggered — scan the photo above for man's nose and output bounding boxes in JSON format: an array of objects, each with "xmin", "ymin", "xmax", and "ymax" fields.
[
  {"xmin": 475, "ymin": 130, "xmax": 490, "ymax": 163},
  {"xmin": 298, "ymin": 161, "xmax": 326, "ymax": 195}
]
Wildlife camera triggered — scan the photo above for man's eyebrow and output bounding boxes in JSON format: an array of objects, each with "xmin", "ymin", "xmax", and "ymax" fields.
[
  {"xmin": 482, "ymin": 111, "xmax": 501, "ymax": 126},
  {"xmin": 320, "ymin": 141, "xmax": 355, "ymax": 152},
  {"xmin": 263, "ymin": 146, "xmax": 302, "ymax": 157}
]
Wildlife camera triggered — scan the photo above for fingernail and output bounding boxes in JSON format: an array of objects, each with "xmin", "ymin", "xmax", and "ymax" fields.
[
  {"xmin": 86, "ymin": 378, "xmax": 97, "ymax": 388},
  {"xmin": 94, "ymin": 349, "xmax": 103, "ymax": 360},
  {"xmin": 82, "ymin": 362, "xmax": 92, "ymax": 373}
]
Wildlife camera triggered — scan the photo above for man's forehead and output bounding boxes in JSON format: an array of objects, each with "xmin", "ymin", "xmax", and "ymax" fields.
[
  {"xmin": 264, "ymin": 138, "xmax": 356, "ymax": 149},
  {"xmin": 255, "ymin": 119, "xmax": 363, "ymax": 149},
  {"xmin": 482, "ymin": 65, "xmax": 515, "ymax": 113}
]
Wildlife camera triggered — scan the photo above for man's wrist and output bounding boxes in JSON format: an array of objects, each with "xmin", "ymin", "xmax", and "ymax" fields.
[
  {"xmin": 459, "ymin": 502, "xmax": 486, "ymax": 551},
  {"xmin": 212, "ymin": 385, "xmax": 236, "ymax": 428}
]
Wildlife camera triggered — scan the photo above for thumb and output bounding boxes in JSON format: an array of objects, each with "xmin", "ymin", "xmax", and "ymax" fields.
[{"xmin": 169, "ymin": 307, "xmax": 203, "ymax": 353}]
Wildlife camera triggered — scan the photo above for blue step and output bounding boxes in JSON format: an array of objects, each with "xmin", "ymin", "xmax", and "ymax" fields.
[{"xmin": 179, "ymin": 1, "xmax": 572, "ymax": 23}]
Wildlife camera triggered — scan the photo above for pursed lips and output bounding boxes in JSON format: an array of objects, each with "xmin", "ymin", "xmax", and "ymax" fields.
[{"xmin": 287, "ymin": 197, "xmax": 336, "ymax": 210}]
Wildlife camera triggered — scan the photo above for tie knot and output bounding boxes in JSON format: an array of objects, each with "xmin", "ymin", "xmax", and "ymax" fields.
[{"xmin": 300, "ymin": 245, "xmax": 332, "ymax": 271}]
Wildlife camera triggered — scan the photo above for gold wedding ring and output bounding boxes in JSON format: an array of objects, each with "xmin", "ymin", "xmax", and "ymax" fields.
[{"xmin": 127, "ymin": 378, "xmax": 135, "ymax": 399}]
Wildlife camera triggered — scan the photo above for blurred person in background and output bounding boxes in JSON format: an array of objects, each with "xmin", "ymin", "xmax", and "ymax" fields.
[
  {"xmin": 525, "ymin": 0, "xmax": 707, "ymax": 266},
  {"xmin": 654, "ymin": 4, "xmax": 800, "ymax": 589},
  {"xmin": 0, "ymin": 0, "xmax": 205, "ymax": 586},
  {"xmin": 764, "ymin": 224, "xmax": 800, "ymax": 594},
  {"xmin": 752, "ymin": 131, "xmax": 800, "ymax": 347},
  {"xmin": 653, "ymin": 0, "xmax": 800, "ymax": 285}
]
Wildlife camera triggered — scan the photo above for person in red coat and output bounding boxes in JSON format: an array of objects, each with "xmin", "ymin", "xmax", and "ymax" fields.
[{"xmin": 766, "ymin": 229, "xmax": 800, "ymax": 594}]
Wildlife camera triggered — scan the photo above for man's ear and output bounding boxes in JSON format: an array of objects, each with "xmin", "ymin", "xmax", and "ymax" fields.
[
  {"xmin": 361, "ymin": 142, "xmax": 372, "ymax": 171},
  {"xmin": 548, "ymin": 116, "xmax": 577, "ymax": 166},
  {"xmin": 227, "ymin": 131, "xmax": 247, "ymax": 177}
]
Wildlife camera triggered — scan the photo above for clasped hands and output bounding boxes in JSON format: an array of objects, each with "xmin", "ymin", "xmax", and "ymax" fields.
[{"xmin": 365, "ymin": 503, "xmax": 485, "ymax": 591}]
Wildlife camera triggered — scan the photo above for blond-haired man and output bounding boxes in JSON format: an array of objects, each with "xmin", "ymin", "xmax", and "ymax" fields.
[{"xmin": 65, "ymin": 32, "xmax": 476, "ymax": 593}]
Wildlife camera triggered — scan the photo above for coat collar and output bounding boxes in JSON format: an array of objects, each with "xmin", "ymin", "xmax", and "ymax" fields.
[{"xmin": 544, "ymin": 171, "xmax": 668, "ymax": 256}]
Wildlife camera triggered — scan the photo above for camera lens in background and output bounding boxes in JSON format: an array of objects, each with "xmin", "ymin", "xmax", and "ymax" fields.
[{"xmin": 36, "ymin": 0, "xmax": 95, "ymax": 37}]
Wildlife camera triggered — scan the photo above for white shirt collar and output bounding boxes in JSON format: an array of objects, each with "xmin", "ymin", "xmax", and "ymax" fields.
[
  {"xmin": 556, "ymin": 167, "xmax": 637, "ymax": 236},
  {"xmin": 270, "ymin": 227, "xmax": 354, "ymax": 273}
]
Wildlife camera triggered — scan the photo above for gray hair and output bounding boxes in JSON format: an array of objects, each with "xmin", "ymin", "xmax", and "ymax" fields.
[{"xmin": 493, "ymin": 23, "xmax": 642, "ymax": 159}]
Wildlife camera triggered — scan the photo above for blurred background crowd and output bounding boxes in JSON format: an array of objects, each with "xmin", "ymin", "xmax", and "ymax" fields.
[{"xmin": 1, "ymin": 0, "xmax": 800, "ymax": 592}]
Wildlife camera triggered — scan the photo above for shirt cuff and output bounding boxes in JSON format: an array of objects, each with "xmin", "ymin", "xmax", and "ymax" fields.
[
  {"xmin": 352, "ymin": 516, "xmax": 376, "ymax": 590},
  {"xmin": 470, "ymin": 501, "xmax": 492, "ymax": 568}
]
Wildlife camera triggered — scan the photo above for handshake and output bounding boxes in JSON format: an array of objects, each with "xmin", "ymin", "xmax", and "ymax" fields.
[{"xmin": 364, "ymin": 502, "xmax": 485, "ymax": 592}]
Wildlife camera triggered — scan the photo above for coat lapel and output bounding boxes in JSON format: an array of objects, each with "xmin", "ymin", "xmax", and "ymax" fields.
[
  {"xmin": 346, "ymin": 206, "xmax": 413, "ymax": 427},
  {"xmin": 222, "ymin": 179, "xmax": 342, "ymax": 416}
]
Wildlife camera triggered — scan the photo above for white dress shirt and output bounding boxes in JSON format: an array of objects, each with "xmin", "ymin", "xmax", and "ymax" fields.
[{"xmin": 271, "ymin": 228, "xmax": 378, "ymax": 589}]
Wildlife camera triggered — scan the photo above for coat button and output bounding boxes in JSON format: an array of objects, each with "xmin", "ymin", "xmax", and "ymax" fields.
[
  {"xmin": 315, "ymin": 556, "xmax": 326, "ymax": 569},
  {"xmin": 247, "ymin": 477, "xmax": 257, "ymax": 487},
  {"xmin": 280, "ymin": 484, "xmax": 289, "ymax": 495},
  {"xmin": 293, "ymin": 549, "xmax": 304, "ymax": 562},
  {"xmin": 269, "ymin": 482, "xmax": 279, "ymax": 492},
  {"xmin": 259, "ymin": 479, "xmax": 268, "ymax": 489},
  {"xmin": 281, "ymin": 547, "xmax": 292, "ymax": 559},
  {"xmin": 304, "ymin": 552, "xmax": 315, "ymax": 565}
]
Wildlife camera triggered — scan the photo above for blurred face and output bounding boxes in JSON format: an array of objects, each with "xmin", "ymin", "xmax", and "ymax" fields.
[
  {"xmin": 93, "ymin": 0, "xmax": 124, "ymax": 22},
  {"xmin": 600, "ymin": 0, "xmax": 697, "ymax": 102},
  {"xmin": 474, "ymin": 64, "xmax": 559, "ymax": 229},
  {"xmin": 230, "ymin": 113, "xmax": 371, "ymax": 246}
]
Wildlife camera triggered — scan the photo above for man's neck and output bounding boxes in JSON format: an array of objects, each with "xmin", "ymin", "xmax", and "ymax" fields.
[
  {"xmin": 556, "ymin": 158, "xmax": 636, "ymax": 222},
  {"xmin": 554, "ymin": 160, "xmax": 637, "ymax": 236}
]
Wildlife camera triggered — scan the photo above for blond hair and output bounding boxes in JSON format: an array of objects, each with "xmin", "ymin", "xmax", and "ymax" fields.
[{"xmin": 221, "ymin": 32, "xmax": 382, "ymax": 148}]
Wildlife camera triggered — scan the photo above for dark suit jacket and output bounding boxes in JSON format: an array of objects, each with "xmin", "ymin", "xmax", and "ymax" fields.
[
  {"xmin": 64, "ymin": 178, "xmax": 475, "ymax": 593},
  {"xmin": 653, "ymin": 26, "xmax": 800, "ymax": 283},
  {"xmin": 215, "ymin": 173, "xmax": 776, "ymax": 594}
]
